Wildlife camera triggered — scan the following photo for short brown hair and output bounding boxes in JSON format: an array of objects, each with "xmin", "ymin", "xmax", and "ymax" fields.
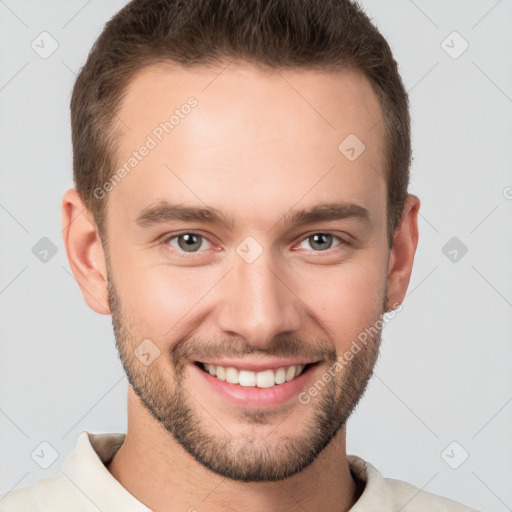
[{"xmin": 71, "ymin": 0, "xmax": 411, "ymax": 248}]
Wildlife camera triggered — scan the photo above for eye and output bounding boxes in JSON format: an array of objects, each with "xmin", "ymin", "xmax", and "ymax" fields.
[
  {"xmin": 297, "ymin": 233, "xmax": 344, "ymax": 252},
  {"xmin": 161, "ymin": 231, "xmax": 347, "ymax": 257},
  {"xmin": 164, "ymin": 232, "xmax": 212, "ymax": 253}
]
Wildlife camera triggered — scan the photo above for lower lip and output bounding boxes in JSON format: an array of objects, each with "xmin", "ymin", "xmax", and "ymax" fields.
[{"xmin": 190, "ymin": 362, "xmax": 321, "ymax": 408}]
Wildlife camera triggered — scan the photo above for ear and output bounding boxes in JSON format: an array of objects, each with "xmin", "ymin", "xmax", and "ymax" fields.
[
  {"xmin": 61, "ymin": 188, "xmax": 111, "ymax": 315},
  {"xmin": 386, "ymin": 194, "xmax": 420, "ymax": 312}
]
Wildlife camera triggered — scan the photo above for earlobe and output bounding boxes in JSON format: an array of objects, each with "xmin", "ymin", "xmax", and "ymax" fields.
[
  {"xmin": 385, "ymin": 194, "xmax": 420, "ymax": 312},
  {"xmin": 61, "ymin": 188, "xmax": 111, "ymax": 315}
]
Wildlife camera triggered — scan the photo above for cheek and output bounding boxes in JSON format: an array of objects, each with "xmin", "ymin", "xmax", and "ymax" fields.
[
  {"xmin": 113, "ymin": 261, "xmax": 213, "ymax": 339},
  {"xmin": 293, "ymin": 255, "xmax": 386, "ymax": 345},
  {"xmin": 110, "ymin": 234, "xmax": 388, "ymax": 351}
]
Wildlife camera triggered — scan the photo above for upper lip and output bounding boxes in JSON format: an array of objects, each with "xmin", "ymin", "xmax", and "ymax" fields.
[{"xmin": 194, "ymin": 358, "xmax": 320, "ymax": 372}]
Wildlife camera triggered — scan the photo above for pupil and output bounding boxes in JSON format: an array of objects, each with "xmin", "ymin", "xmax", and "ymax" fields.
[
  {"xmin": 311, "ymin": 234, "xmax": 332, "ymax": 250},
  {"xmin": 179, "ymin": 234, "xmax": 201, "ymax": 251}
]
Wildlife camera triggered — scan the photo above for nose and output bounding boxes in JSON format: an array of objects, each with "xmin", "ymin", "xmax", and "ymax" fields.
[{"xmin": 215, "ymin": 247, "xmax": 303, "ymax": 350}]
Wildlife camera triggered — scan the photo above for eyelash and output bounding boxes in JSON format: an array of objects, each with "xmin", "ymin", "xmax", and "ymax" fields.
[{"xmin": 161, "ymin": 231, "xmax": 348, "ymax": 257}]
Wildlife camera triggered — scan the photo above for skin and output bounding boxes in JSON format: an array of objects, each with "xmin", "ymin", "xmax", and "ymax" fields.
[{"xmin": 61, "ymin": 61, "xmax": 419, "ymax": 512}]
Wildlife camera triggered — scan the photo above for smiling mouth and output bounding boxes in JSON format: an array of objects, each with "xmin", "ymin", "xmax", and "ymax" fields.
[{"xmin": 194, "ymin": 361, "xmax": 317, "ymax": 388}]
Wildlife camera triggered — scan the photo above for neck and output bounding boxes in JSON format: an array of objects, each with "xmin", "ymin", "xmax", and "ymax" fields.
[{"xmin": 107, "ymin": 387, "xmax": 363, "ymax": 512}]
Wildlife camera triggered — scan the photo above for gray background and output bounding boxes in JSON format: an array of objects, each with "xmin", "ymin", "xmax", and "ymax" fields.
[{"xmin": 1, "ymin": 1, "xmax": 511, "ymax": 510}]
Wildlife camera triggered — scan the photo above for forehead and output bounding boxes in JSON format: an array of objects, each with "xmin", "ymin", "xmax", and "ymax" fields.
[{"xmin": 108, "ymin": 61, "xmax": 387, "ymax": 231}]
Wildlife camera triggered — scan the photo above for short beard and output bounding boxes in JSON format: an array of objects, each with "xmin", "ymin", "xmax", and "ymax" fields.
[{"xmin": 107, "ymin": 269, "xmax": 385, "ymax": 482}]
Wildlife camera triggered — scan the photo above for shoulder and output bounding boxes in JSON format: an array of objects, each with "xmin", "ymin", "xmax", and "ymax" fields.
[
  {"xmin": 348, "ymin": 455, "xmax": 480, "ymax": 512},
  {"xmin": 0, "ymin": 484, "xmax": 40, "ymax": 511},
  {"xmin": 0, "ymin": 473, "xmax": 81, "ymax": 512},
  {"xmin": 384, "ymin": 477, "xmax": 480, "ymax": 511}
]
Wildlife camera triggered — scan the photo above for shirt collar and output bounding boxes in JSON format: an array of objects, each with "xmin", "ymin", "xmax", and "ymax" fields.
[
  {"xmin": 61, "ymin": 431, "xmax": 150, "ymax": 512},
  {"xmin": 61, "ymin": 431, "xmax": 389, "ymax": 511},
  {"xmin": 347, "ymin": 454, "xmax": 394, "ymax": 511}
]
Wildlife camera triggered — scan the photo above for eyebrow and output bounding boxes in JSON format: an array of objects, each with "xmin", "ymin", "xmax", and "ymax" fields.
[{"xmin": 135, "ymin": 200, "xmax": 370, "ymax": 230}]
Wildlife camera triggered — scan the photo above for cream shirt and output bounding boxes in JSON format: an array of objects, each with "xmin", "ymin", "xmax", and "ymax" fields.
[{"xmin": 0, "ymin": 431, "xmax": 479, "ymax": 511}]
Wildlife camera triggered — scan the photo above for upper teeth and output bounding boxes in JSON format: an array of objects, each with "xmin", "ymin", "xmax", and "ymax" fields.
[{"xmin": 202, "ymin": 363, "xmax": 306, "ymax": 388}]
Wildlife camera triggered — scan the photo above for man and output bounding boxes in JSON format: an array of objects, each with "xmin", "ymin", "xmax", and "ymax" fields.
[{"xmin": 0, "ymin": 0, "xmax": 479, "ymax": 510}]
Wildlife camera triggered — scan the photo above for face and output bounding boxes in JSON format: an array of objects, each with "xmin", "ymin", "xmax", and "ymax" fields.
[{"xmin": 98, "ymin": 62, "xmax": 393, "ymax": 482}]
